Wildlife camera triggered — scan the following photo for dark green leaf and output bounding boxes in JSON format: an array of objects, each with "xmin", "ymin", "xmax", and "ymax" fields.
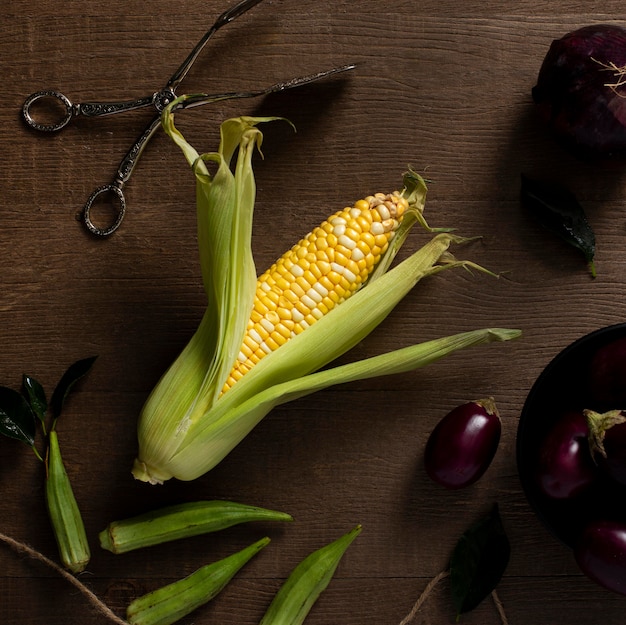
[
  {"xmin": 22, "ymin": 374, "xmax": 48, "ymax": 426},
  {"xmin": 50, "ymin": 356, "xmax": 98, "ymax": 420},
  {"xmin": 520, "ymin": 174, "xmax": 596, "ymax": 277},
  {"xmin": 449, "ymin": 504, "xmax": 510, "ymax": 617},
  {"xmin": 0, "ymin": 385, "xmax": 37, "ymax": 446}
]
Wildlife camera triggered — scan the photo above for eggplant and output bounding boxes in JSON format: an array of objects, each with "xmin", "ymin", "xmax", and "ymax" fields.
[
  {"xmin": 533, "ymin": 24, "xmax": 626, "ymax": 159},
  {"xmin": 535, "ymin": 411, "xmax": 598, "ymax": 500},
  {"xmin": 575, "ymin": 520, "xmax": 626, "ymax": 595},
  {"xmin": 424, "ymin": 398, "xmax": 501, "ymax": 489},
  {"xmin": 588, "ymin": 336, "xmax": 626, "ymax": 407}
]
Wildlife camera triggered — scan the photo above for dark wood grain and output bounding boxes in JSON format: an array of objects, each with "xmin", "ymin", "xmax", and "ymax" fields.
[{"xmin": 3, "ymin": 1, "xmax": 626, "ymax": 623}]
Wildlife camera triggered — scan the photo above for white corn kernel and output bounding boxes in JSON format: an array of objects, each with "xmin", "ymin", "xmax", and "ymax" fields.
[
  {"xmin": 307, "ymin": 287, "xmax": 323, "ymax": 304},
  {"xmin": 338, "ymin": 234, "xmax": 356, "ymax": 250},
  {"xmin": 370, "ymin": 222, "xmax": 385, "ymax": 235}
]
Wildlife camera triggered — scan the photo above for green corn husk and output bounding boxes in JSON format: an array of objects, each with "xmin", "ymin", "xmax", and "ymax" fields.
[
  {"xmin": 46, "ymin": 430, "xmax": 90, "ymax": 573},
  {"xmin": 260, "ymin": 525, "xmax": 361, "ymax": 625},
  {"xmin": 126, "ymin": 537, "xmax": 269, "ymax": 625},
  {"xmin": 131, "ymin": 102, "xmax": 521, "ymax": 484}
]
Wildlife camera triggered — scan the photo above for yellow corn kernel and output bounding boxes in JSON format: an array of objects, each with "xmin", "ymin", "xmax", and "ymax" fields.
[
  {"xmin": 256, "ymin": 325, "xmax": 270, "ymax": 341},
  {"xmin": 290, "ymin": 282, "xmax": 305, "ymax": 299},
  {"xmin": 239, "ymin": 343, "xmax": 253, "ymax": 359},
  {"xmin": 326, "ymin": 270, "xmax": 343, "ymax": 287},
  {"xmin": 274, "ymin": 323, "xmax": 292, "ymax": 340},
  {"xmin": 294, "ymin": 300, "xmax": 311, "ymax": 317},
  {"xmin": 275, "ymin": 276, "xmax": 291, "ymax": 291}
]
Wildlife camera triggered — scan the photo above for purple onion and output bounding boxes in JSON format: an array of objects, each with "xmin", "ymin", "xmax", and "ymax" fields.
[{"xmin": 532, "ymin": 24, "xmax": 626, "ymax": 159}]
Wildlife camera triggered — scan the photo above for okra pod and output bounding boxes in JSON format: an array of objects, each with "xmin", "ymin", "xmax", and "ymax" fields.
[
  {"xmin": 260, "ymin": 525, "xmax": 362, "ymax": 625},
  {"xmin": 126, "ymin": 536, "xmax": 270, "ymax": 625},
  {"xmin": 99, "ymin": 500, "xmax": 293, "ymax": 554},
  {"xmin": 45, "ymin": 430, "xmax": 90, "ymax": 574}
]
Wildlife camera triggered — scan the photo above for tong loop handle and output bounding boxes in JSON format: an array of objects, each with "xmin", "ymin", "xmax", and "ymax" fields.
[
  {"xmin": 22, "ymin": 90, "xmax": 74, "ymax": 132},
  {"xmin": 82, "ymin": 184, "xmax": 126, "ymax": 237}
]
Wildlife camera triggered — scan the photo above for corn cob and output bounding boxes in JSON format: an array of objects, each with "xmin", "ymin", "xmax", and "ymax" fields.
[
  {"xmin": 130, "ymin": 111, "xmax": 521, "ymax": 485},
  {"xmin": 222, "ymin": 192, "xmax": 409, "ymax": 393}
]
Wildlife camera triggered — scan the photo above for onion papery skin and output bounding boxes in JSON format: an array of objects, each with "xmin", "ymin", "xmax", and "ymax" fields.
[{"xmin": 532, "ymin": 24, "xmax": 626, "ymax": 160}]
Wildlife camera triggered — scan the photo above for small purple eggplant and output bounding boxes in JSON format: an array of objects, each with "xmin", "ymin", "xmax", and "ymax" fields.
[
  {"xmin": 585, "ymin": 408, "xmax": 626, "ymax": 486},
  {"xmin": 535, "ymin": 411, "xmax": 598, "ymax": 500},
  {"xmin": 588, "ymin": 336, "xmax": 626, "ymax": 406},
  {"xmin": 575, "ymin": 520, "xmax": 626, "ymax": 595},
  {"xmin": 424, "ymin": 398, "xmax": 501, "ymax": 489}
]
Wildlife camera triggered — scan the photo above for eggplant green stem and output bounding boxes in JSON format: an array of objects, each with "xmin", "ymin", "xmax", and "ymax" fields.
[{"xmin": 584, "ymin": 408, "xmax": 626, "ymax": 459}]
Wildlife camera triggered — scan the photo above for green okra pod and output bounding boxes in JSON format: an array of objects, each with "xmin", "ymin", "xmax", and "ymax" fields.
[
  {"xmin": 260, "ymin": 524, "xmax": 362, "ymax": 625},
  {"xmin": 126, "ymin": 536, "xmax": 270, "ymax": 625},
  {"xmin": 45, "ymin": 430, "xmax": 90, "ymax": 574},
  {"xmin": 99, "ymin": 500, "xmax": 293, "ymax": 554}
]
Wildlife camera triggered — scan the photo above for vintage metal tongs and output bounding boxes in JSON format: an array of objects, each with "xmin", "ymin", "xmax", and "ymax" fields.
[{"xmin": 22, "ymin": 0, "xmax": 354, "ymax": 236}]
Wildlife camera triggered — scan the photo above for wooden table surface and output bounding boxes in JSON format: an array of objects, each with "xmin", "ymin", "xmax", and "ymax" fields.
[{"xmin": 3, "ymin": 1, "xmax": 626, "ymax": 623}]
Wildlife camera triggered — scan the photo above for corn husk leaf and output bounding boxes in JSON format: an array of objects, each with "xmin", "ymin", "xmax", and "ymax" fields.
[
  {"xmin": 135, "ymin": 109, "xmax": 283, "ymax": 478},
  {"xmin": 166, "ymin": 327, "xmax": 519, "ymax": 481}
]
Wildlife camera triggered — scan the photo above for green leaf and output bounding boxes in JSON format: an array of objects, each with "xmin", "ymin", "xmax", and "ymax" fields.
[
  {"xmin": 450, "ymin": 504, "xmax": 510, "ymax": 617},
  {"xmin": 520, "ymin": 174, "xmax": 596, "ymax": 277},
  {"xmin": 22, "ymin": 374, "xmax": 48, "ymax": 428},
  {"xmin": 0, "ymin": 385, "xmax": 37, "ymax": 446},
  {"xmin": 50, "ymin": 356, "xmax": 98, "ymax": 420}
]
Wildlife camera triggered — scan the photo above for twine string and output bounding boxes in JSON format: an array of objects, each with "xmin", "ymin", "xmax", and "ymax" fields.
[
  {"xmin": 0, "ymin": 531, "xmax": 127, "ymax": 625},
  {"xmin": 2, "ymin": 530, "xmax": 510, "ymax": 625},
  {"xmin": 398, "ymin": 569, "xmax": 450, "ymax": 625},
  {"xmin": 491, "ymin": 589, "xmax": 509, "ymax": 625},
  {"xmin": 397, "ymin": 569, "xmax": 509, "ymax": 625}
]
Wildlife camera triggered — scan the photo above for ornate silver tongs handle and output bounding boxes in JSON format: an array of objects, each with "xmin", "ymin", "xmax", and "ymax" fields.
[{"xmin": 22, "ymin": 0, "xmax": 355, "ymax": 237}]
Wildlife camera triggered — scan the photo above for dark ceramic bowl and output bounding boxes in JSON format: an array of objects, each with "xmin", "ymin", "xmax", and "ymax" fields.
[{"xmin": 517, "ymin": 323, "xmax": 626, "ymax": 548}]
